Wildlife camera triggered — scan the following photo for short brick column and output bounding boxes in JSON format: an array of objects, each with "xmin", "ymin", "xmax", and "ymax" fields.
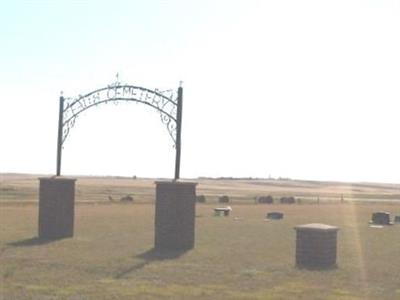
[
  {"xmin": 154, "ymin": 181, "xmax": 197, "ymax": 251},
  {"xmin": 294, "ymin": 223, "xmax": 339, "ymax": 268},
  {"xmin": 38, "ymin": 177, "xmax": 76, "ymax": 239}
]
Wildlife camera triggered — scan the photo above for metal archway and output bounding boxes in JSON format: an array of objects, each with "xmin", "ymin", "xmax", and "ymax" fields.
[{"xmin": 56, "ymin": 78, "xmax": 183, "ymax": 180}]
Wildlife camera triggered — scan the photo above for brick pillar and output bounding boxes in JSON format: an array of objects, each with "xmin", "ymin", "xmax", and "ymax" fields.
[
  {"xmin": 38, "ymin": 177, "xmax": 76, "ymax": 239},
  {"xmin": 154, "ymin": 181, "xmax": 197, "ymax": 251},
  {"xmin": 294, "ymin": 223, "xmax": 339, "ymax": 269}
]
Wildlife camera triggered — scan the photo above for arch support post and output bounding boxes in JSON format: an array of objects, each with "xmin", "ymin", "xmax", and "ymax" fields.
[
  {"xmin": 38, "ymin": 177, "xmax": 76, "ymax": 239},
  {"xmin": 154, "ymin": 181, "xmax": 197, "ymax": 251},
  {"xmin": 56, "ymin": 96, "xmax": 64, "ymax": 176},
  {"xmin": 174, "ymin": 87, "xmax": 183, "ymax": 180}
]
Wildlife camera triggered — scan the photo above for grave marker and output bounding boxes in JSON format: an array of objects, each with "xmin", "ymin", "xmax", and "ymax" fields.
[{"xmin": 294, "ymin": 223, "xmax": 339, "ymax": 269}]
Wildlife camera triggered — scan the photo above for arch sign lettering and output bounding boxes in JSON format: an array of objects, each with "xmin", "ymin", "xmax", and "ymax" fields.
[{"xmin": 56, "ymin": 76, "xmax": 183, "ymax": 180}]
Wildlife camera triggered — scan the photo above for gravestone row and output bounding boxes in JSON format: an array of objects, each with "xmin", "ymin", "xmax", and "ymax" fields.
[
  {"xmin": 195, "ymin": 194, "xmax": 298, "ymax": 204},
  {"xmin": 370, "ymin": 211, "xmax": 396, "ymax": 225},
  {"xmin": 38, "ymin": 177, "xmax": 399, "ymax": 270}
]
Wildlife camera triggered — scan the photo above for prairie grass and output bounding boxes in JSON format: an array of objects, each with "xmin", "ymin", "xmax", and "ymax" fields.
[
  {"xmin": 1, "ymin": 173, "xmax": 399, "ymax": 204},
  {"xmin": 1, "ymin": 202, "xmax": 399, "ymax": 300}
]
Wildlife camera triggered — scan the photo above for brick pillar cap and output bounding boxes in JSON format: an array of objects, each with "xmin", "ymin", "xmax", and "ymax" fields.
[
  {"xmin": 294, "ymin": 223, "xmax": 339, "ymax": 232},
  {"xmin": 155, "ymin": 180, "xmax": 198, "ymax": 186},
  {"xmin": 39, "ymin": 176, "xmax": 77, "ymax": 182}
]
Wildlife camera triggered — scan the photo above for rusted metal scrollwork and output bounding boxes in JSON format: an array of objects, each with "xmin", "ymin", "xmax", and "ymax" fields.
[
  {"xmin": 56, "ymin": 77, "xmax": 183, "ymax": 180},
  {"xmin": 61, "ymin": 82, "xmax": 178, "ymax": 145}
]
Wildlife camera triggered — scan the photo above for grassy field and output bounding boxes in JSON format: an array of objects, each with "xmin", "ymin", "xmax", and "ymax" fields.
[
  {"xmin": 1, "ymin": 173, "xmax": 399, "ymax": 204},
  {"xmin": 1, "ymin": 174, "xmax": 399, "ymax": 299}
]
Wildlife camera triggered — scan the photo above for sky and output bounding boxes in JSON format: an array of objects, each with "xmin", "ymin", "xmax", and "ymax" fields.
[{"xmin": 0, "ymin": 0, "xmax": 399, "ymax": 183}]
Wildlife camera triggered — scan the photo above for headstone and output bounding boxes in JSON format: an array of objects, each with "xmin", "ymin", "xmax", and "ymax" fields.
[
  {"xmin": 370, "ymin": 212, "xmax": 392, "ymax": 225},
  {"xmin": 38, "ymin": 177, "xmax": 76, "ymax": 239},
  {"xmin": 266, "ymin": 212, "xmax": 283, "ymax": 220},
  {"xmin": 294, "ymin": 223, "xmax": 339, "ymax": 269},
  {"xmin": 120, "ymin": 195, "xmax": 134, "ymax": 202},
  {"xmin": 154, "ymin": 181, "xmax": 197, "ymax": 251},
  {"xmin": 394, "ymin": 216, "xmax": 400, "ymax": 223},
  {"xmin": 257, "ymin": 196, "xmax": 274, "ymax": 204},
  {"xmin": 280, "ymin": 196, "xmax": 295, "ymax": 204},
  {"xmin": 218, "ymin": 195, "xmax": 230, "ymax": 203},
  {"xmin": 196, "ymin": 195, "xmax": 206, "ymax": 203},
  {"xmin": 214, "ymin": 206, "xmax": 232, "ymax": 217}
]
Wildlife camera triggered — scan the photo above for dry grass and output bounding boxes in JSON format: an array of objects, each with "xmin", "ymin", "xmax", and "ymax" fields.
[
  {"xmin": 0, "ymin": 174, "xmax": 399, "ymax": 299},
  {"xmin": 1, "ymin": 203, "xmax": 400, "ymax": 299},
  {"xmin": 1, "ymin": 173, "xmax": 399, "ymax": 204}
]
